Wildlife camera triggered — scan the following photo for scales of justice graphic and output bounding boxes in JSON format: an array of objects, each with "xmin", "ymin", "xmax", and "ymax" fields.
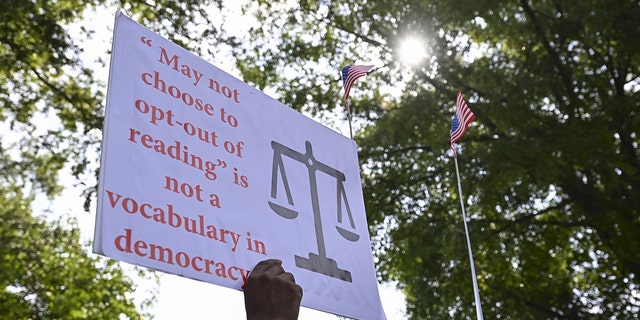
[{"xmin": 267, "ymin": 140, "xmax": 360, "ymax": 282}]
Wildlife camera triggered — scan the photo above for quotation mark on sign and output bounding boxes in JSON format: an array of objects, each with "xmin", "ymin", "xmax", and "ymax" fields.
[
  {"xmin": 140, "ymin": 36, "xmax": 152, "ymax": 47},
  {"xmin": 216, "ymin": 159, "xmax": 227, "ymax": 169}
]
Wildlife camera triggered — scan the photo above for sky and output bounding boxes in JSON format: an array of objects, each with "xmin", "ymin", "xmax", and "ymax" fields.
[{"xmin": 54, "ymin": 2, "xmax": 407, "ymax": 319}]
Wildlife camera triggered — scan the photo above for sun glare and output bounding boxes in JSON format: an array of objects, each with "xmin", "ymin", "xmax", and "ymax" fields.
[{"xmin": 399, "ymin": 37, "xmax": 426, "ymax": 65}]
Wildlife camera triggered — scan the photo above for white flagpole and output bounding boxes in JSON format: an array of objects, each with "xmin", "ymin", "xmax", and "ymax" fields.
[
  {"xmin": 346, "ymin": 98, "xmax": 354, "ymax": 140},
  {"xmin": 453, "ymin": 154, "xmax": 484, "ymax": 320}
]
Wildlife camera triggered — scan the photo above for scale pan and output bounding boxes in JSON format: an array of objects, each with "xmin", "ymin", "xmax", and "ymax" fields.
[
  {"xmin": 336, "ymin": 226, "xmax": 359, "ymax": 242},
  {"xmin": 268, "ymin": 201, "xmax": 299, "ymax": 219}
]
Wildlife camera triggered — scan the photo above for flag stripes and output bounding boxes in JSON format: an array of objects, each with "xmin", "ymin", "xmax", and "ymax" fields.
[
  {"xmin": 341, "ymin": 65, "xmax": 374, "ymax": 111},
  {"xmin": 450, "ymin": 91, "xmax": 475, "ymax": 156}
]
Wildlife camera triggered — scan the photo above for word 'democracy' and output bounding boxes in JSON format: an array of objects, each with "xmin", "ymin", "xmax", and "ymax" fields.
[{"xmin": 115, "ymin": 228, "xmax": 252, "ymax": 288}]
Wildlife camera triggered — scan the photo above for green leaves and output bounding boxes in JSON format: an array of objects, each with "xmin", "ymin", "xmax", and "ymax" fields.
[
  {"xmin": 2, "ymin": 0, "xmax": 638, "ymax": 318},
  {"xmin": 0, "ymin": 1, "xmax": 225, "ymax": 318},
  {"xmin": 234, "ymin": 0, "xmax": 640, "ymax": 318},
  {"xmin": 0, "ymin": 187, "xmax": 147, "ymax": 319}
]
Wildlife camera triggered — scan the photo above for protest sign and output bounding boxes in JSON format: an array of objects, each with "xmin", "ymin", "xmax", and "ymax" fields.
[{"xmin": 94, "ymin": 12, "xmax": 386, "ymax": 319}]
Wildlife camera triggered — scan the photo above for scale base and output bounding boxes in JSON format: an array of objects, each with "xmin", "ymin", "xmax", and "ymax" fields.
[{"xmin": 295, "ymin": 253, "xmax": 352, "ymax": 282}]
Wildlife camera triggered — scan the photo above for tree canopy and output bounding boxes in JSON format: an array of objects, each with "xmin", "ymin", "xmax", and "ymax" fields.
[
  {"xmin": 0, "ymin": 0, "xmax": 224, "ymax": 318},
  {"xmin": 2, "ymin": 0, "xmax": 638, "ymax": 319},
  {"xmin": 229, "ymin": 0, "xmax": 640, "ymax": 319},
  {"xmin": 0, "ymin": 186, "xmax": 145, "ymax": 319}
]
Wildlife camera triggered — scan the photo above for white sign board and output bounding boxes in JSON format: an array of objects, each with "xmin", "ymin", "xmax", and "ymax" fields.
[{"xmin": 93, "ymin": 12, "xmax": 386, "ymax": 319}]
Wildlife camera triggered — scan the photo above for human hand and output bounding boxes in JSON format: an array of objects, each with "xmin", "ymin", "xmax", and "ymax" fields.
[{"xmin": 244, "ymin": 259, "xmax": 303, "ymax": 320}]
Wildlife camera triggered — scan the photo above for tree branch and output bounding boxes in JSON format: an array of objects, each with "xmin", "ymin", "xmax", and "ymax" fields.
[
  {"xmin": 519, "ymin": 0, "xmax": 576, "ymax": 105},
  {"xmin": 489, "ymin": 198, "xmax": 574, "ymax": 234}
]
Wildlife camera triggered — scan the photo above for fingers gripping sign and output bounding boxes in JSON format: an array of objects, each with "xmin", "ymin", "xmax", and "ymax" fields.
[{"xmin": 244, "ymin": 259, "xmax": 303, "ymax": 320}]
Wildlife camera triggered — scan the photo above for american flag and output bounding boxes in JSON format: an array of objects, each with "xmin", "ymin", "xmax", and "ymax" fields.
[
  {"xmin": 450, "ymin": 91, "xmax": 475, "ymax": 157},
  {"xmin": 341, "ymin": 65, "xmax": 374, "ymax": 112}
]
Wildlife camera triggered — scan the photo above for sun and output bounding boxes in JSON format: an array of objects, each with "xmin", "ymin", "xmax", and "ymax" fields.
[{"xmin": 398, "ymin": 37, "xmax": 426, "ymax": 65}]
